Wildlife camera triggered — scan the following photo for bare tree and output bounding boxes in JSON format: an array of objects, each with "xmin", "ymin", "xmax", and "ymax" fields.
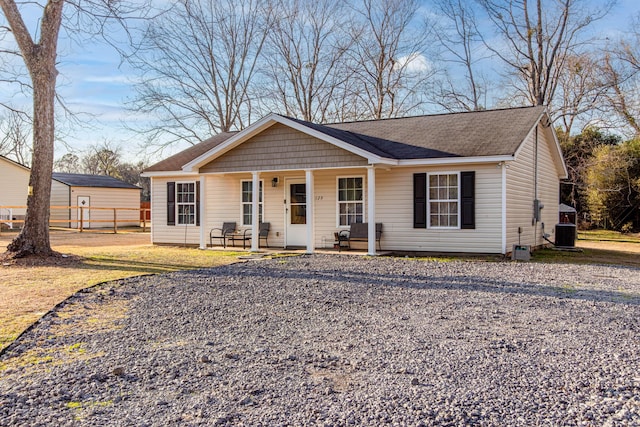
[
  {"xmin": 0, "ymin": 0, "xmax": 65, "ymax": 257},
  {"xmin": 0, "ymin": 109, "xmax": 32, "ymax": 165},
  {"xmin": 593, "ymin": 15, "xmax": 640, "ymax": 138},
  {"xmin": 553, "ymin": 52, "xmax": 606, "ymax": 136},
  {"xmin": 0, "ymin": 0, "xmax": 149, "ymax": 258},
  {"xmin": 477, "ymin": 0, "xmax": 613, "ymax": 107},
  {"xmin": 82, "ymin": 141, "xmax": 121, "ymax": 176},
  {"xmin": 348, "ymin": 0, "xmax": 435, "ymax": 119},
  {"xmin": 262, "ymin": 0, "xmax": 353, "ymax": 122},
  {"xmin": 127, "ymin": 0, "xmax": 272, "ymax": 151},
  {"xmin": 53, "ymin": 152, "xmax": 81, "ymax": 173},
  {"xmin": 431, "ymin": 0, "xmax": 488, "ymax": 112}
]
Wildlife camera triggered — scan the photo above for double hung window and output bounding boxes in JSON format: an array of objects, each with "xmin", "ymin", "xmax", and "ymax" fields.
[
  {"xmin": 428, "ymin": 173, "xmax": 459, "ymax": 228},
  {"xmin": 176, "ymin": 182, "xmax": 196, "ymax": 225},
  {"xmin": 241, "ymin": 180, "xmax": 263, "ymax": 226},
  {"xmin": 338, "ymin": 177, "xmax": 364, "ymax": 226}
]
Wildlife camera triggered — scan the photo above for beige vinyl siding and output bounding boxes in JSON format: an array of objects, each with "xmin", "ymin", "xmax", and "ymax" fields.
[
  {"xmin": 169, "ymin": 165, "xmax": 503, "ymax": 253},
  {"xmin": 151, "ymin": 176, "xmax": 201, "ymax": 245},
  {"xmin": 50, "ymin": 180, "xmax": 72, "ymax": 226},
  {"xmin": 0, "ymin": 158, "xmax": 30, "ymax": 217},
  {"xmin": 374, "ymin": 165, "xmax": 503, "ymax": 253},
  {"xmin": 536, "ymin": 126, "xmax": 562, "ymax": 243},
  {"xmin": 199, "ymin": 123, "xmax": 368, "ymax": 173},
  {"xmin": 205, "ymin": 174, "xmax": 288, "ymax": 248},
  {"xmin": 506, "ymin": 124, "xmax": 560, "ymax": 249}
]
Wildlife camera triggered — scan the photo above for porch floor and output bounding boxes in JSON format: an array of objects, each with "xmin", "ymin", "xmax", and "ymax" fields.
[{"xmin": 206, "ymin": 245, "xmax": 392, "ymax": 257}]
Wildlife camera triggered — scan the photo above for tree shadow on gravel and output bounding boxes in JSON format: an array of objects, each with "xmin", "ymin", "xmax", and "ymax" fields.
[{"xmin": 202, "ymin": 257, "xmax": 640, "ymax": 307}]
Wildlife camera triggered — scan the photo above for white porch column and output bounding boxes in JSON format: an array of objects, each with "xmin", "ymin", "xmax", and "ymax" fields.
[
  {"xmin": 251, "ymin": 171, "xmax": 260, "ymax": 252},
  {"xmin": 367, "ymin": 166, "xmax": 376, "ymax": 255},
  {"xmin": 199, "ymin": 175, "xmax": 206, "ymax": 249},
  {"xmin": 305, "ymin": 169, "xmax": 315, "ymax": 254}
]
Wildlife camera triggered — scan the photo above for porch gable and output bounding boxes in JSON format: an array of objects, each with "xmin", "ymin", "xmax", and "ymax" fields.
[{"xmin": 199, "ymin": 123, "xmax": 369, "ymax": 173}]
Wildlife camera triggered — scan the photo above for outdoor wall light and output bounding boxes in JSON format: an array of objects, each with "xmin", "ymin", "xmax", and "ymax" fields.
[{"xmin": 272, "ymin": 177, "xmax": 279, "ymax": 187}]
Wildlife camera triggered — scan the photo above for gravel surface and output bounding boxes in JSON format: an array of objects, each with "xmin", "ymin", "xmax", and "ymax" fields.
[{"xmin": 1, "ymin": 254, "xmax": 639, "ymax": 426}]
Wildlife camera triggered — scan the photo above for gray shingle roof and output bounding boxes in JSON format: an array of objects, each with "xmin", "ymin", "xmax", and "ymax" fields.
[
  {"xmin": 324, "ymin": 106, "xmax": 545, "ymax": 158},
  {"xmin": 52, "ymin": 173, "xmax": 140, "ymax": 189},
  {"xmin": 145, "ymin": 106, "xmax": 546, "ymax": 172},
  {"xmin": 144, "ymin": 132, "xmax": 238, "ymax": 172}
]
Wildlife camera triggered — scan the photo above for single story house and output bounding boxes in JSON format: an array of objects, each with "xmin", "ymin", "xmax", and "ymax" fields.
[
  {"xmin": 0, "ymin": 155, "xmax": 30, "ymax": 228},
  {"xmin": 50, "ymin": 173, "xmax": 141, "ymax": 229},
  {"xmin": 143, "ymin": 106, "xmax": 567, "ymax": 255}
]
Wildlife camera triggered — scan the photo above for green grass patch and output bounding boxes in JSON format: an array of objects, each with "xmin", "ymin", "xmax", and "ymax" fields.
[
  {"xmin": 578, "ymin": 229, "xmax": 640, "ymax": 243},
  {"xmin": 533, "ymin": 246, "xmax": 640, "ymax": 268}
]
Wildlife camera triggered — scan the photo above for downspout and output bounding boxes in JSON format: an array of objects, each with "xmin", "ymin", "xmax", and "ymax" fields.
[
  {"xmin": 534, "ymin": 125, "xmax": 539, "ymax": 249},
  {"xmin": 501, "ymin": 162, "xmax": 507, "ymax": 254}
]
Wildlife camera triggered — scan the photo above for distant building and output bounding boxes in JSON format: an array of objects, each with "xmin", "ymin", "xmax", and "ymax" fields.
[
  {"xmin": 0, "ymin": 155, "xmax": 30, "ymax": 228},
  {"xmin": 51, "ymin": 173, "xmax": 141, "ymax": 229}
]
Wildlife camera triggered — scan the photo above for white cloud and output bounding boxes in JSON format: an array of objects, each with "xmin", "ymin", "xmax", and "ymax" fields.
[{"xmin": 395, "ymin": 52, "xmax": 432, "ymax": 73}]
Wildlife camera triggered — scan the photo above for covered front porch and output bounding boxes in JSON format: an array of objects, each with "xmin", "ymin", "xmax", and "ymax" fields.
[{"xmin": 198, "ymin": 166, "xmax": 382, "ymax": 256}]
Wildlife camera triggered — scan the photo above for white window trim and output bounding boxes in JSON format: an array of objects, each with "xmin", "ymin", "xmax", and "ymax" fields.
[
  {"xmin": 336, "ymin": 175, "xmax": 366, "ymax": 228},
  {"xmin": 427, "ymin": 171, "xmax": 461, "ymax": 230},
  {"xmin": 176, "ymin": 181, "xmax": 197, "ymax": 226},
  {"xmin": 240, "ymin": 179, "xmax": 264, "ymax": 227}
]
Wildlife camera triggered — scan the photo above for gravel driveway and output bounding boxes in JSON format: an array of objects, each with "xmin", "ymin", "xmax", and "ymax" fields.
[{"xmin": 1, "ymin": 254, "xmax": 639, "ymax": 426}]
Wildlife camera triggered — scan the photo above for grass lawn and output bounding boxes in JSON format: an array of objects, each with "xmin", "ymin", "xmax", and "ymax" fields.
[
  {"xmin": 533, "ymin": 230, "xmax": 640, "ymax": 268},
  {"xmin": 0, "ymin": 230, "xmax": 246, "ymax": 352}
]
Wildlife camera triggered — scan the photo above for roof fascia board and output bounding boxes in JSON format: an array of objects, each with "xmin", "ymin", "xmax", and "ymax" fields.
[
  {"xmin": 397, "ymin": 155, "xmax": 514, "ymax": 166},
  {"xmin": 141, "ymin": 171, "xmax": 201, "ymax": 178},
  {"xmin": 182, "ymin": 114, "xmax": 388, "ymax": 171}
]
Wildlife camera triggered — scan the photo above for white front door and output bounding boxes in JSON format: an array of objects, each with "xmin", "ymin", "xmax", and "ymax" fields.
[
  {"xmin": 285, "ymin": 179, "xmax": 306, "ymax": 247},
  {"xmin": 77, "ymin": 196, "xmax": 90, "ymax": 229}
]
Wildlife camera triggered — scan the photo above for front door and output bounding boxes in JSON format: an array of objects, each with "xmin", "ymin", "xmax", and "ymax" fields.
[
  {"xmin": 77, "ymin": 196, "xmax": 90, "ymax": 229},
  {"xmin": 286, "ymin": 179, "xmax": 306, "ymax": 247}
]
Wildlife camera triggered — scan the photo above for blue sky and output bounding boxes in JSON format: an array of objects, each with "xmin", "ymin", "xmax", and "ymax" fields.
[{"xmin": 2, "ymin": 0, "xmax": 640, "ymax": 165}]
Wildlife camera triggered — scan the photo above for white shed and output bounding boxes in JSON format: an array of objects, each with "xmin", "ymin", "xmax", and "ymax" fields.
[{"xmin": 50, "ymin": 173, "xmax": 141, "ymax": 229}]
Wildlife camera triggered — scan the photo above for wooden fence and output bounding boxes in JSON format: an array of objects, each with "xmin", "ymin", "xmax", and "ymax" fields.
[{"xmin": 0, "ymin": 205, "xmax": 151, "ymax": 233}]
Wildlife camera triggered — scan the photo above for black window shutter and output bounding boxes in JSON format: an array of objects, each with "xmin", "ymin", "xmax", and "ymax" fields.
[
  {"xmin": 413, "ymin": 173, "xmax": 427, "ymax": 228},
  {"xmin": 167, "ymin": 182, "xmax": 175, "ymax": 226},
  {"xmin": 195, "ymin": 181, "xmax": 201, "ymax": 226},
  {"xmin": 460, "ymin": 171, "xmax": 475, "ymax": 229}
]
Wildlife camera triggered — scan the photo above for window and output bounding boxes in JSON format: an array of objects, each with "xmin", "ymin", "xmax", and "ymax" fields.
[
  {"xmin": 241, "ymin": 180, "xmax": 263, "ymax": 226},
  {"xmin": 428, "ymin": 173, "xmax": 459, "ymax": 228},
  {"xmin": 176, "ymin": 182, "xmax": 196, "ymax": 225},
  {"xmin": 338, "ymin": 177, "xmax": 364, "ymax": 226}
]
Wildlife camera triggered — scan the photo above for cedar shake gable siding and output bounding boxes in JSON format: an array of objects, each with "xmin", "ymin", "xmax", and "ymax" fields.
[{"xmin": 199, "ymin": 123, "xmax": 368, "ymax": 173}]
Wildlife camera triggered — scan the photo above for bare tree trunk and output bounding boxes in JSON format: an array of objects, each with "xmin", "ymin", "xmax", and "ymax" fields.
[
  {"xmin": 8, "ymin": 68, "xmax": 56, "ymax": 256},
  {"xmin": 1, "ymin": 0, "xmax": 64, "ymax": 257}
]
